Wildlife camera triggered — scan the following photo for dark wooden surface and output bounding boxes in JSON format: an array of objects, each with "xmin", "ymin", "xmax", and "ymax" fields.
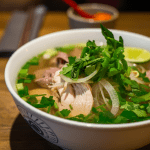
[{"xmin": 0, "ymin": 11, "xmax": 150, "ymax": 150}]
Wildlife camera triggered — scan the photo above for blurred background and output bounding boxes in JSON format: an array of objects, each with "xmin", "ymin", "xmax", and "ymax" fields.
[{"xmin": 0, "ymin": 0, "xmax": 149, "ymax": 11}]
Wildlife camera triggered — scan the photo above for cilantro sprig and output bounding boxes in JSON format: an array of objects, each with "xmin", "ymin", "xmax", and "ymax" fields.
[{"xmin": 60, "ymin": 24, "xmax": 128, "ymax": 83}]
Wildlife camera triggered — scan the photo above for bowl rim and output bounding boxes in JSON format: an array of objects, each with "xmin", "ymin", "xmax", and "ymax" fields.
[
  {"xmin": 67, "ymin": 3, "xmax": 119, "ymax": 23},
  {"xmin": 5, "ymin": 28, "xmax": 150, "ymax": 130}
]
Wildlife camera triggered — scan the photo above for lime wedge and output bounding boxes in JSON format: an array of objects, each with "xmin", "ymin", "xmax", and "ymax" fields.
[{"xmin": 124, "ymin": 47, "xmax": 150, "ymax": 63}]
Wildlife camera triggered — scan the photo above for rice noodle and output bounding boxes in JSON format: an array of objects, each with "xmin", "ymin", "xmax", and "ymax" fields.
[
  {"xmin": 92, "ymin": 84, "xmax": 101, "ymax": 107},
  {"xmin": 99, "ymin": 79, "xmax": 119, "ymax": 116}
]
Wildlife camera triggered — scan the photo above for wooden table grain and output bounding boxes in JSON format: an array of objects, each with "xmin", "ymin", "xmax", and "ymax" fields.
[{"xmin": 0, "ymin": 11, "xmax": 150, "ymax": 150}]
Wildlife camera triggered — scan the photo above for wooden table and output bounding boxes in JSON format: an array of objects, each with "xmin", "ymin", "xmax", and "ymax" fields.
[{"xmin": 0, "ymin": 11, "xmax": 150, "ymax": 150}]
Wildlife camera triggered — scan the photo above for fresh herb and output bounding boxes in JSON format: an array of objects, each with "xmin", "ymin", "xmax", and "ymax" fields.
[
  {"xmin": 28, "ymin": 56, "xmax": 40, "ymax": 65},
  {"xmin": 27, "ymin": 97, "xmax": 38, "ymax": 104},
  {"xmin": 55, "ymin": 45, "xmax": 76, "ymax": 53},
  {"xmin": 22, "ymin": 62, "xmax": 30, "ymax": 69},
  {"xmin": 17, "ymin": 85, "xmax": 29, "ymax": 97},
  {"xmin": 146, "ymin": 104, "xmax": 150, "ymax": 113},
  {"xmin": 131, "ymin": 66, "xmax": 150, "ymax": 83},
  {"xmin": 23, "ymin": 94, "xmax": 46, "ymax": 98},
  {"xmin": 60, "ymin": 24, "xmax": 127, "ymax": 83},
  {"xmin": 16, "ymin": 83, "xmax": 24, "ymax": 91},
  {"xmin": 28, "ymin": 96, "xmax": 55, "ymax": 112},
  {"xmin": 55, "ymin": 109, "xmax": 71, "ymax": 118},
  {"xmin": 18, "ymin": 69, "xmax": 28, "ymax": 78},
  {"xmin": 54, "ymin": 102, "xmax": 59, "ymax": 110},
  {"xmin": 60, "ymin": 109, "xmax": 71, "ymax": 117},
  {"xmin": 47, "ymin": 105, "xmax": 51, "ymax": 113},
  {"xmin": 69, "ymin": 104, "xmax": 73, "ymax": 110}
]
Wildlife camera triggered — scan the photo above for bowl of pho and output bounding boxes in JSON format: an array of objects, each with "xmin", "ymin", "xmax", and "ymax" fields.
[{"xmin": 5, "ymin": 24, "xmax": 150, "ymax": 150}]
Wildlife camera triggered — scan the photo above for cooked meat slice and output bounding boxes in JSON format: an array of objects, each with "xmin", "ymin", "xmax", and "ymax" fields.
[
  {"xmin": 70, "ymin": 83, "xmax": 93, "ymax": 117},
  {"xmin": 58, "ymin": 83, "xmax": 93, "ymax": 117},
  {"xmin": 33, "ymin": 67, "xmax": 50, "ymax": 79},
  {"xmin": 56, "ymin": 52, "xmax": 69, "ymax": 62},
  {"xmin": 58, "ymin": 84, "xmax": 75, "ymax": 111},
  {"xmin": 47, "ymin": 70, "xmax": 93, "ymax": 117},
  {"xmin": 35, "ymin": 67, "xmax": 59, "ymax": 88},
  {"xmin": 35, "ymin": 77, "xmax": 52, "ymax": 88},
  {"xmin": 56, "ymin": 52, "xmax": 69, "ymax": 68},
  {"xmin": 43, "ymin": 67, "xmax": 60, "ymax": 78},
  {"xmin": 81, "ymin": 83, "xmax": 94, "ymax": 114}
]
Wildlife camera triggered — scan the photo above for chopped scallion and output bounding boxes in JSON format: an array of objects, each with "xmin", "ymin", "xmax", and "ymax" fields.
[
  {"xmin": 69, "ymin": 104, "xmax": 73, "ymax": 110},
  {"xmin": 21, "ymin": 97, "xmax": 28, "ymax": 101},
  {"xmin": 26, "ymin": 74, "xmax": 36, "ymax": 80},
  {"xmin": 28, "ymin": 56, "xmax": 39, "ymax": 65},
  {"xmin": 22, "ymin": 62, "xmax": 30, "ymax": 69},
  {"xmin": 16, "ymin": 83, "xmax": 24, "ymax": 91},
  {"xmin": 47, "ymin": 105, "xmax": 51, "ymax": 113},
  {"xmin": 54, "ymin": 102, "xmax": 59, "ymax": 110},
  {"xmin": 17, "ymin": 78, "xmax": 24, "ymax": 83},
  {"xmin": 24, "ymin": 79, "xmax": 32, "ymax": 83},
  {"xmin": 55, "ymin": 111, "xmax": 64, "ymax": 117},
  {"xmin": 18, "ymin": 69, "xmax": 28, "ymax": 78},
  {"xmin": 27, "ymin": 97, "xmax": 38, "ymax": 104}
]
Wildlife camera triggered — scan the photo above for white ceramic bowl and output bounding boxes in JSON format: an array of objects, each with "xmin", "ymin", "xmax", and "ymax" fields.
[{"xmin": 5, "ymin": 29, "xmax": 150, "ymax": 150}]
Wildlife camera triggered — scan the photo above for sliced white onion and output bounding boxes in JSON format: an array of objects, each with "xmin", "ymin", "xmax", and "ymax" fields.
[
  {"xmin": 128, "ymin": 63, "xmax": 146, "ymax": 74},
  {"xmin": 98, "ymin": 83, "xmax": 111, "ymax": 110},
  {"xmin": 99, "ymin": 79, "xmax": 119, "ymax": 116},
  {"xmin": 137, "ymin": 65, "xmax": 146, "ymax": 73},
  {"xmin": 60, "ymin": 67, "xmax": 99, "ymax": 83},
  {"xmin": 129, "ymin": 72, "xmax": 149, "ymax": 85},
  {"xmin": 92, "ymin": 84, "xmax": 101, "ymax": 107}
]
